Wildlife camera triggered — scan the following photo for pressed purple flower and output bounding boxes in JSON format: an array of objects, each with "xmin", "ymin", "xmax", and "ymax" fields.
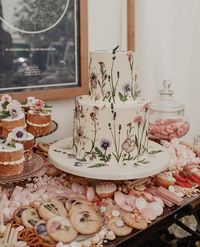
[
  {"xmin": 90, "ymin": 72, "xmax": 98, "ymax": 89},
  {"xmin": 134, "ymin": 114, "xmax": 143, "ymax": 125},
  {"xmin": 100, "ymin": 138, "xmax": 111, "ymax": 151},
  {"xmin": 16, "ymin": 131, "xmax": 24, "ymax": 138},
  {"xmin": 122, "ymin": 83, "xmax": 131, "ymax": 93}
]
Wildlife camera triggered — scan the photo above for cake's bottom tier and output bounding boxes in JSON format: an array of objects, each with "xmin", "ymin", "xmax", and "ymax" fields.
[
  {"xmin": 73, "ymin": 96, "xmax": 149, "ymax": 165},
  {"xmin": 27, "ymin": 122, "xmax": 51, "ymax": 136},
  {"xmin": 0, "ymin": 163, "xmax": 24, "ymax": 176}
]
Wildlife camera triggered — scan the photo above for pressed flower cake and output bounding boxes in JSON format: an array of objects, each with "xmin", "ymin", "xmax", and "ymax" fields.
[{"xmin": 72, "ymin": 50, "xmax": 150, "ymax": 165}]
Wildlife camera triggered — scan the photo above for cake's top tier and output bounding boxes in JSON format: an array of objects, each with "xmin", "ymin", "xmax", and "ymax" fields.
[
  {"xmin": 9, "ymin": 127, "xmax": 34, "ymax": 141},
  {"xmin": 89, "ymin": 50, "xmax": 140, "ymax": 103}
]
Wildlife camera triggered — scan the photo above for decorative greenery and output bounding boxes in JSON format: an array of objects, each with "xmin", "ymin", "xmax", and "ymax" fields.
[
  {"xmin": 44, "ymin": 103, "xmax": 52, "ymax": 108},
  {"xmin": 88, "ymin": 163, "xmax": 107, "ymax": 168},
  {"xmin": 134, "ymin": 158, "xmax": 149, "ymax": 166},
  {"xmin": 7, "ymin": 140, "xmax": 16, "ymax": 148},
  {"xmin": 95, "ymin": 147, "xmax": 111, "ymax": 163},
  {"xmin": 148, "ymin": 150, "xmax": 163, "ymax": 155},
  {"xmin": 41, "ymin": 109, "xmax": 51, "ymax": 114},
  {"xmin": 2, "ymin": 101, "xmax": 9, "ymax": 110},
  {"xmin": 118, "ymin": 92, "xmax": 128, "ymax": 102},
  {"xmin": 1, "ymin": 111, "xmax": 10, "ymax": 119}
]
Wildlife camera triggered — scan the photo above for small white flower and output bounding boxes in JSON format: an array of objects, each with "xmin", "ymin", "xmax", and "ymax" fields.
[{"xmin": 1, "ymin": 94, "xmax": 12, "ymax": 103}]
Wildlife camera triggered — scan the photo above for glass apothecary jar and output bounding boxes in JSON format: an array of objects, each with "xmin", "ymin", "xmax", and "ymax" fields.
[{"xmin": 148, "ymin": 80, "xmax": 189, "ymax": 141}]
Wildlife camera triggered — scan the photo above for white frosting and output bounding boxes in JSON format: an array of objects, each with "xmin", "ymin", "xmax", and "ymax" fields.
[
  {"xmin": 10, "ymin": 131, "xmax": 34, "ymax": 141},
  {"xmin": 27, "ymin": 120, "xmax": 50, "ymax": 127},
  {"xmin": 1, "ymin": 113, "xmax": 25, "ymax": 121},
  {"xmin": 0, "ymin": 143, "xmax": 23, "ymax": 152},
  {"xmin": 73, "ymin": 95, "xmax": 149, "ymax": 164},
  {"xmin": 0, "ymin": 156, "xmax": 25, "ymax": 166},
  {"xmin": 28, "ymin": 110, "xmax": 51, "ymax": 116},
  {"xmin": 89, "ymin": 51, "xmax": 139, "ymax": 102}
]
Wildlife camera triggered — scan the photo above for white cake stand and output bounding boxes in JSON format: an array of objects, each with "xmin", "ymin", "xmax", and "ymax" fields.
[{"xmin": 48, "ymin": 137, "xmax": 170, "ymax": 180}]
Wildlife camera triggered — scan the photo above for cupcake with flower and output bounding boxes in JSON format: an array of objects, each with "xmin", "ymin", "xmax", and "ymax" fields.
[
  {"xmin": 0, "ymin": 95, "xmax": 25, "ymax": 137},
  {"xmin": 9, "ymin": 127, "xmax": 35, "ymax": 160},
  {"xmin": 21, "ymin": 96, "xmax": 52, "ymax": 113},
  {"xmin": 26, "ymin": 99, "xmax": 52, "ymax": 136}
]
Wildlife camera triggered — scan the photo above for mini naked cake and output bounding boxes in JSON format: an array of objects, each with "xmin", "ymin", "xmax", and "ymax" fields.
[
  {"xmin": 0, "ymin": 139, "xmax": 25, "ymax": 176},
  {"xmin": 0, "ymin": 96, "xmax": 25, "ymax": 137},
  {"xmin": 26, "ymin": 99, "xmax": 52, "ymax": 136},
  {"xmin": 9, "ymin": 127, "xmax": 35, "ymax": 160}
]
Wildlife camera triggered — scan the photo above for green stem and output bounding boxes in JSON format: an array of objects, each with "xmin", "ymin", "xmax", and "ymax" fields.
[
  {"xmin": 138, "ymin": 111, "xmax": 147, "ymax": 154},
  {"xmin": 110, "ymin": 59, "xmax": 115, "ymax": 103},
  {"xmin": 137, "ymin": 124, "xmax": 140, "ymax": 158}
]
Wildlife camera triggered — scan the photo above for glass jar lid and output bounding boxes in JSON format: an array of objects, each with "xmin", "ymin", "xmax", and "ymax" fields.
[{"xmin": 150, "ymin": 80, "xmax": 184, "ymax": 113}]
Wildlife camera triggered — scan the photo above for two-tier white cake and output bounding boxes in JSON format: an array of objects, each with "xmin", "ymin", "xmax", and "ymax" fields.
[{"xmin": 73, "ymin": 49, "xmax": 149, "ymax": 165}]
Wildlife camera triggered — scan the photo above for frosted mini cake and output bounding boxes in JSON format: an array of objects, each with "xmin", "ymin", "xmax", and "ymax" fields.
[
  {"xmin": 26, "ymin": 99, "xmax": 52, "ymax": 136},
  {"xmin": 0, "ymin": 139, "xmax": 25, "ymax": 176},
  {"xmin": 0, "ymin": 95, "xmax": 25, "ymax": 137},
  {"xmin": 9, "ymin": 127, "xmax": 35, "ymax": 160}
]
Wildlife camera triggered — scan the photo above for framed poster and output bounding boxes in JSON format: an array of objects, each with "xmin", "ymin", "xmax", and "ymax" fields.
[{"xmin": 0, "ymin": 0, "xmax": 88, "ymax": 100}]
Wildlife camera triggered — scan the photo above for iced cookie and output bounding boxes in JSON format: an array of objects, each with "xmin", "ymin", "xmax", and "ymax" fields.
[
  {"xmin": 65, "ymin": 198, "xmax": 92, "ymax": 211},
  {"xmin": 38, "ymin": 199, "xmax": 67, "ymax": 220},
  {"xmin": 122, "ymin": 212, "xmax": 148, "ymax": 230},
  {"xmin": 13, "ymin": 205, "xmax": 30, "ymax": 224},
  {"xmin": 35, "ymin": 220, "xmax": 53, "ymax": 242},
  {"xmin": 21, "ymin": 207, "xmax": 41, "ymax": 228},
  {"xmin": 68, "ymin": 204, "xmax": 93, "ymax": 218},
  {"xmin": 70, "ymin": 208, "xmax": 101, "ymax": 235},
  {"xmin": 46, "ymin": 216, "xmax": 78, "ymax": 243},
  {"xmin": 107, "ymin": 217, "xmax": 132, "ymax": 236}
]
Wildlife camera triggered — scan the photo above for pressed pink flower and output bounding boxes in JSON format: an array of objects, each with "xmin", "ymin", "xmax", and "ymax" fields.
[
  {"xmin": 90, "ymin": 72, "xmax": 98, "ymax": 89},
  {"xmin": 122, "ymin": 138, "xmax": 135, "ymax": 153},
  {"xmin": 34, "ymin": 99, "xmax": 44, "ymax": 111},
  {"xmin": 143, "ymin": 103, "xmax": 149, "ymax": 112},
  {"xmin": 134, "ymin": 114, "xmax": 143, "ymax": 125},
  {"xmin": 1, "ymin": 94, "xmax": 12, "ymax": 103},
  {"xmin": 126, "ymin": 50, "xmax": 134, "ymax": 60}
]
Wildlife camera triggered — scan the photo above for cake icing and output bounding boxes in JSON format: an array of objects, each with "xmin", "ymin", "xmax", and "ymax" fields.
[
  {"xmin": 73, "ymin": 49, "xmax": 150, "ymax": 165},
  {"xmin": 89, "ymin": 49, "xmax": 140, "ymax": 102}
]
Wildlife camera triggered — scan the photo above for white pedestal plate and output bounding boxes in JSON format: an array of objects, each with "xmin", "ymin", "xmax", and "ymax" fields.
[{"xmin": 49, "ymin": 137, "xmax": 170, "ymax": 180}]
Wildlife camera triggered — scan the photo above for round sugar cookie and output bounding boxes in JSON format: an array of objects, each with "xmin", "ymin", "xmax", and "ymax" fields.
[
  {"xmin": 13, "ymin": 205, "xmax": 31, "ymax": 224},
  {"xmin": 122, "ymin": 212, "xmax": 148, "ymax": 230},
  {"xmin": 46, "ymin": 216, "xmax": 78, "ymax": 243},
  {"xmin": 21, "ymin": 207, "xmax": 41, "ymax": 228},
  {"xmin": 65, "ymin": 198, "xmax": 92, "ymax": 211},
  {"xmin": 35, "ymin": 220, "xmax": 53, "ymax": 242},
  {"xmin": 38, "ymin": 199, "xmax": 67, "ymax": 221},
  {"xmin": 106, "ymin": 217, "xmax": 132, "ymax": 236},
  {"xmin": 70, "ymin": 208, "xmax": 101, "ymax": 235}
]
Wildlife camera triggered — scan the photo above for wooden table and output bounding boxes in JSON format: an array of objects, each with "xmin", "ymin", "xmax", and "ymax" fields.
[{"xmin": 105, "ymin": 195, "xmax": 200, "ymax": 247}]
